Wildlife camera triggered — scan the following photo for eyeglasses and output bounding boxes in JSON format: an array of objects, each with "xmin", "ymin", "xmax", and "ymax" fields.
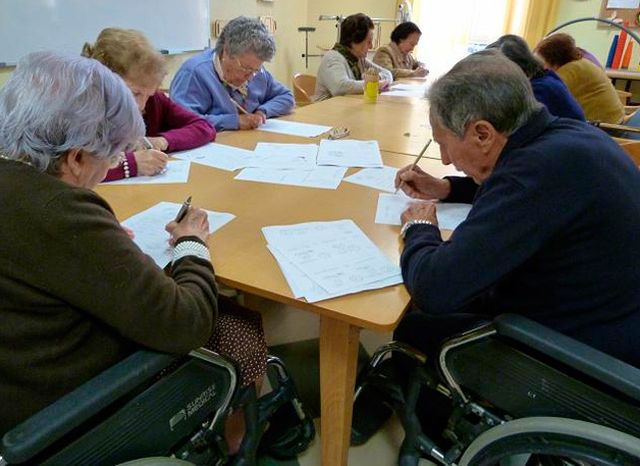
[
  {"xmin": 234, "ymin": 57, "xmax": 262, "ymax": 76},
  {"xmin": 223, "ymin": 53, "xmax": 262, "ymax": 76}
]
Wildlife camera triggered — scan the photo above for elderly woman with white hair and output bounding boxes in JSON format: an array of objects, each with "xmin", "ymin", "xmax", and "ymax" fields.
[
  {"xmin": 0, "ymin": 52, "xmax": 272, "ymax": 451},
  {"xmin": 170, "ymin": 16, "xmax": 295, "ymax": 131}
]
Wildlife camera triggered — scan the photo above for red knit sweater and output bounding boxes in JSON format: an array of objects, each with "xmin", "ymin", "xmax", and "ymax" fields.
[{"xmin": 104, "ymin": 92, "xmax": 216, "ymax": 181}]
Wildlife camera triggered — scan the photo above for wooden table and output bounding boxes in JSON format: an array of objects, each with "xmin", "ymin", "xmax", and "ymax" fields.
[
  {"xmin": 216, "ymin": 96, "xmax": 441, "ymax": 160},
  {"xmin": 268, "ymin": 96, "xmax": 436, "ymax": 158},
  {"xmin": 97, "ymin": 150, "xmax": 460, "ymax": 466}
]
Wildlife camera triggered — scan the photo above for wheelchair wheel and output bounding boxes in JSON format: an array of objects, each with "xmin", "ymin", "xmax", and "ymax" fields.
[{"xmin": 458, "ymin": 417, "xmax": 640, "ymax": 466}]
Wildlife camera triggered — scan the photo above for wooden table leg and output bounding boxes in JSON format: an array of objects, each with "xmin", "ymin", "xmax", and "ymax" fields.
[{"xmin": 319, "ymin": 316, "xmax": 361, "ymax": 466}]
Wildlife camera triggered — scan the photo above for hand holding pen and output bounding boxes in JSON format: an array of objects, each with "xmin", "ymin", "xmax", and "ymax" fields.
[
  {"xmin": 230, "ymin": 99, "xmax": 266, "ymax": 130},
  {"xmin": 394, "ymin": 139, "xmax": 432, "ymax": 194},
  {"xmin": 165, "ymin": 196, "xmax": 210, "ymax": 245},
  {"xmin": 134, "ymin": 137, "xmax": 169, "ymax": 176},
  {"xmin": 393, "ymin": 139, "xmax": 451, "ymax": 200},
  {"xmin": 174, "ymin": 196, "xmax": 192, "ymax": 223}
]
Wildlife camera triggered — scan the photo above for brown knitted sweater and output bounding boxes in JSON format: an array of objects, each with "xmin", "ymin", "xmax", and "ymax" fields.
[{"xmin": 0, "ymin": 159, "xmax": 218, "ymax": 434}]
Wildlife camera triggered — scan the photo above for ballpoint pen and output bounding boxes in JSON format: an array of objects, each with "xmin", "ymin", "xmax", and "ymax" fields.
[
  {"xmin": 174, "ymin": 196, "xmax": 192, "ymax": 223},
  {"xmin": 394, "ymin": 138, "xmax": 433, "ymax": 194},
  {"xmin": 142, "ymin": 137, "xmax": 153, "ymax": 150}
]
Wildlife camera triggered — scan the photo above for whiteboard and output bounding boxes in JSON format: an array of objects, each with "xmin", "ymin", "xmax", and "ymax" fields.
[{"xmin": 0, "ymin": 0, "xmax": 210, "ymax": 66}]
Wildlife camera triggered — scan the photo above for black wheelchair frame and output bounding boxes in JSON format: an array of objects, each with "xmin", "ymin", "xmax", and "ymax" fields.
[
  {"xmin": 355, "ymin": 314, "xmax": 640, "ymax": 466},
  {"xmin": 0, "ymin": 348, "xmax": 314, "ymax": 466}
]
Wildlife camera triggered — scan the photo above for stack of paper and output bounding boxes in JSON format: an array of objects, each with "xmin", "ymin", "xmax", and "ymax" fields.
[
  {"xmin": 234, "ymin": 139, "xmax": 384, "ymax": 190},
  {"xmin": 263, "ymin": 219, "xmax": 403, "ymax": 302},
  {"xmin": 122, "ymin": 201, "xmax": 235, "ymax": 267}
]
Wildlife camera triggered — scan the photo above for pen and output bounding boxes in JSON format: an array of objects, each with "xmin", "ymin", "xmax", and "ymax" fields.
[
  {"xmin": 174, "ymin": 196, "xmax": 192, "ymax": 223},
  {"xmin": 230, "ymin": 98, "xmax": 250, "ymax": 115},
  {"xmin": 142, "ymin": 137, "xmax": 153, "ymax": 150},
  {"xmin": 395, "ymin": 138, "xmax": 433, "ymax": 194}
]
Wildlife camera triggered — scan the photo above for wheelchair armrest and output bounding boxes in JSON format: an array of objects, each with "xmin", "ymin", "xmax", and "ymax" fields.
[
  {"xmin": 2, "ymin": 350, "xmax": 178, "ymax": 464},
  {"xmin": 494, "ymin": 314, "xmax": 640, "ymax": 403}
]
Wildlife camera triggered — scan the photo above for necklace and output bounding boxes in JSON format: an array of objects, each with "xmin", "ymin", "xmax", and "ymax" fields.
[{"xmin": 0, "ymin": 153, "xmax": 35, "ymax": 168}]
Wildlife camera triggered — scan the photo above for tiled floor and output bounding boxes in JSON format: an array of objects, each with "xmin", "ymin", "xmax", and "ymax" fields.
[
  {"xmin": 248, "ymin": 294, "xmax": 437, "ymax": 466},
  {"xmin": 295, "ymin": 417, "xmax": 437, "ymax": 466},
  {"xmin": 257, "ymin": 416, "xmax": 436, "ymax": 466}
]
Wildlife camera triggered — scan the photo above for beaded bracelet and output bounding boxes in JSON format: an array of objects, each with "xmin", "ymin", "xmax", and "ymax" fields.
[{"xmin": 173, "ymin": 240, "xmax": 211, "ymax": 265}]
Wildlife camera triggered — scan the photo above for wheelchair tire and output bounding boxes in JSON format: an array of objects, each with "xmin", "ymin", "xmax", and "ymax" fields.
[{"xmin": 458, "ymin": 417, "xmax": 640, "ymax": 466}]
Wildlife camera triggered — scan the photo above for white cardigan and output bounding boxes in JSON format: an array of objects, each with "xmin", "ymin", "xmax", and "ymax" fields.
[{"xmin": 314, "ymin": 50, "xmax": 393, "ymax": 101}]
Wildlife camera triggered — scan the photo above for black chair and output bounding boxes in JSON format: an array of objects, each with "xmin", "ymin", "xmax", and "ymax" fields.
[
  {"xmin": 0, "ymin": 348, "xmax": 315, "ymax": 466},
  {"xmin": 354, "ymin": 314, "xmax": 640, "ymax": 466}
]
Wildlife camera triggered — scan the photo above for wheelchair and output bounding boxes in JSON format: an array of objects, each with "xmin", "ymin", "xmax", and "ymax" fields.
[
  {"xmin": 0, "ymin": 347, "xmax": 315, "ymax": 466},
  {"xmin": 354, "ymin": 314, "xmax": 640, "ymax": 466}
]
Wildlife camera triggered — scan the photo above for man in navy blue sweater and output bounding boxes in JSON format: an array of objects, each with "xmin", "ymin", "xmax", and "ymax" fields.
[
  {"xmin": 395, "ymin": 49, "xmax": 640, "ymax": 366},
  {"xmin": 352, "ymin": 48, "xmax": 640, "ymax": 447}
]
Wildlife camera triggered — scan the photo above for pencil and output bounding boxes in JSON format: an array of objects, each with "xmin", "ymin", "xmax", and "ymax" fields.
[
  {"xmin": 394, "ymin": 138, "xmax": 433, "ymax": 194},
  {"xmin": 230, "ymin": 98, "xmax": 249, "ymax": 115}
]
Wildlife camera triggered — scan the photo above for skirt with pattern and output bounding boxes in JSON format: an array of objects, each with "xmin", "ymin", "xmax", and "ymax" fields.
[{"xmin": 205, "ymin": 296, "xmax": 267, "ymax": 387}]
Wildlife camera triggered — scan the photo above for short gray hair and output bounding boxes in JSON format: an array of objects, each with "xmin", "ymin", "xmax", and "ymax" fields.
[
  {"xmin": 215, "ymin": 16, "xmax": 276, "ymax": 61},
  {"xmin": 428, "ymin": 49, "xmax": 542, "ymax": 138},
  {"xmin": 0, "ymin": 51, "xmax": 144, "ymax": 174}
]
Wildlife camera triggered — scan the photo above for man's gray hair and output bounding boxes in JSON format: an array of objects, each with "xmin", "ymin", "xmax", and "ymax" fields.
[
  {"xmin": 0, "ymin": 51, "xmax": 144, "ymax": 174},
  {"xmin": 215, "ymin": 16, "xmax": 276, "ymax": 61},
  {"xmin": 428, "ymin": 49, "xmax": 542, "ymax": 138}
]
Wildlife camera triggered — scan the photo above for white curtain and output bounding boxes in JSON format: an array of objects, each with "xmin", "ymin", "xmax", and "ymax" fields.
[{"xmin": 413, "ymin": 0, "xmax": 513, "ymax": 77}]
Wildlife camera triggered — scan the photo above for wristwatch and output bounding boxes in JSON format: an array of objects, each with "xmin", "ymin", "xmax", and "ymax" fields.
[{"xmin": 400, "ymin": 219, "xmax": 436, "ymax": 239}]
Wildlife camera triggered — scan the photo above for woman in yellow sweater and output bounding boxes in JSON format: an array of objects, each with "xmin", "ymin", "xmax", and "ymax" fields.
[{"xmin": 535, "ymin": 33, "xmax": 624, "ymax": 124}]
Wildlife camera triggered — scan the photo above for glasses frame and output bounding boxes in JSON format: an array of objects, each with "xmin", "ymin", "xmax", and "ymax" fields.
[{"xmin": 223, "ymin": 49, "xmax": 263, "ymax": 77}]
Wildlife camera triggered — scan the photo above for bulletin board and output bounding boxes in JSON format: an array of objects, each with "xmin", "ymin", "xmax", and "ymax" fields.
[{"xmin": 600, "ymin": 0, "xmax": 640, "ymax": 28}]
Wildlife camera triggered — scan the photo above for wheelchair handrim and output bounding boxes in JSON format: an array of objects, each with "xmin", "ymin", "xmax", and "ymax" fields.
[{"xmin": 459, "ymin": 417, "xmax": 640, "ymax": 466}]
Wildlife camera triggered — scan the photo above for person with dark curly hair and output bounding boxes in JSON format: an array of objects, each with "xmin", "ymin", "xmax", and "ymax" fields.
[
  {"xmin": 374, "ymin": 21, "xmax": 428, "ymax": 79},
  {"xmin": 314, "ymin": 13, "xmax": 392, "ymax": 101}
]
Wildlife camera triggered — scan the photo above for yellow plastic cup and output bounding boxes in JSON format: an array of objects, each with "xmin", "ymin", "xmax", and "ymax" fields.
[{"xmin": 364, "ymin": 77, "xmax": 379, "ymax": 103}]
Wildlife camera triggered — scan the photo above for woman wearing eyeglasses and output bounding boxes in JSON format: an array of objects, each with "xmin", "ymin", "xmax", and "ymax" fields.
[{"xmin": 171, "ymin": 16, "xmax": 295, "ymax": 131}]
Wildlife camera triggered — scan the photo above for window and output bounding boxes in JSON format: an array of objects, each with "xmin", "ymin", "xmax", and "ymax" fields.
[{"xmin": 414, "ymin": 0, "xmax": 513, "ymax": 77}]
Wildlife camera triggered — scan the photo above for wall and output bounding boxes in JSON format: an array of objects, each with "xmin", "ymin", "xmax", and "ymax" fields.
[
  {"xmin": 554, "ymin": 0, "xmax": 640, "ymax": 67},
  {"xmin": 0, "ymin": 0, "xmax": 397, "ymax": 89},
  {"xmin": 204, "ymin": 0, "xmax": 309, "ymax": 88},
  {"xmin": 0, "ymin": 0, "xmax": 309, "ymax": 89},
  {"xmin": 305, "ymin": 0, "xmax": 398, "ymax": 72}
]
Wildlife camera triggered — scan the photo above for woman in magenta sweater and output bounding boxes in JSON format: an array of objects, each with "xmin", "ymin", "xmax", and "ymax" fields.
[{"xmin": 82, "ymin": 28, "xmax": 216, "ymax": 182}]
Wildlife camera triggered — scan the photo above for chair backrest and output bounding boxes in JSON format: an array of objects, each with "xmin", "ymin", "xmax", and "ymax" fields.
[{"xmin": 292, "ymin": 73, "xmax": 316, "ymax": 105}]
